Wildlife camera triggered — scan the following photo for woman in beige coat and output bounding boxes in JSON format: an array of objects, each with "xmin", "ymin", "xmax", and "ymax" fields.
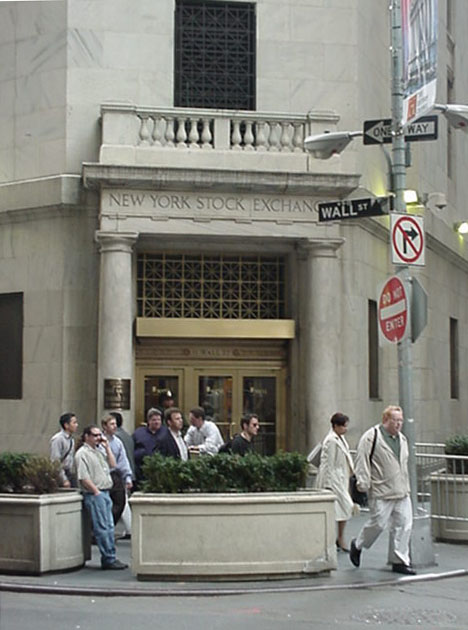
[{"xmin": 316, "ymin": 412, "xmax": 354, "ymax": 551}]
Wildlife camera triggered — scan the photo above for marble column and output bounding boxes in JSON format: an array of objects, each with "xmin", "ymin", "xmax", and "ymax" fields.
[
  {"xmin": 299, "ymin": 238, "xmax": 345, "ymax": 450},
  {"xmin": 95, "ymin": 231, "xmax": 138, "ymax": 428}
]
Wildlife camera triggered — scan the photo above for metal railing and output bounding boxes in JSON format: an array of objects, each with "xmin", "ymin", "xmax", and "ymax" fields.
[{"xmin": 416, "ymin": 448, "xmax": 468, "ymax": 538}]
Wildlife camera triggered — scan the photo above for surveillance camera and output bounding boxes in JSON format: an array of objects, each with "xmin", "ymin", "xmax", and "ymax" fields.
[{"xmin": 425, "ymin": 192, "xmax": 447, "ymax": 211}]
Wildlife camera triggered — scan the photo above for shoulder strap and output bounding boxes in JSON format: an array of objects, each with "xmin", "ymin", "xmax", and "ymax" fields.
[
  {"xmin": 369, "ymin": 427, "xmax": 378, "ymax": 465},
  {"xmin": 61, "ymin": 439, "xmax": 74, "ymax": 463}
]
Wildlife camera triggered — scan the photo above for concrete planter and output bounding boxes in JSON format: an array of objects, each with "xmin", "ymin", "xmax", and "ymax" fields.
[
  {"xmin": 0, "ymin": 491, "xmax": 85, "ymax": 574},
  {"xmin": 130, "ymin": 490, "xmax": 337, "ymax": 580},
  {"xmin": 430, "ymin": 473, "xmax": 468, "ymax": 542}
]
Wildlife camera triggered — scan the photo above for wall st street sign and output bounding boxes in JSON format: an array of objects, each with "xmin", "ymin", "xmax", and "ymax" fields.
[
  {"xmin": 363, "ymin": 115, "xmax": 438, "ymax": 145},
  {"xmin": 317, "ymin": 197, "xmax": 388, "ymax": 222}
]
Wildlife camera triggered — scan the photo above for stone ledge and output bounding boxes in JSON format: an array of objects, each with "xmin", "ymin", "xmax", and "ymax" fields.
[{"xmin": 82, "ymin": 163, "xmax": 360, "ymax": 197}]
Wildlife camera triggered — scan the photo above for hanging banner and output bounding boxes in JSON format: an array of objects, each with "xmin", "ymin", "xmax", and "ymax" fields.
[{"xmin": 402, "ymin": 0, "xmax": 438, "ymax": 126}]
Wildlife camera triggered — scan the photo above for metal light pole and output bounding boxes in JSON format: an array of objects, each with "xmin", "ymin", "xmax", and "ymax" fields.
[
  {"xmin": 391, "ymin": 0, "xmax": 434, "ymax": 566},
  {"xmin": 390, "ymin": 0, "xmax": 417, "ymax": 512}
]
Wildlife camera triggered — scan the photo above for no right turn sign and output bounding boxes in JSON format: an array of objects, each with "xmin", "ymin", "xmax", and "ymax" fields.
[{"xmin": 391, "ymin": 214, "xmax": 425, "ymax": 266}]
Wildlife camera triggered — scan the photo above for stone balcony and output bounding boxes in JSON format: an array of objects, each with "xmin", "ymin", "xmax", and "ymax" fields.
[
  {"xmin": 99, "ymin": 102, "xmax": 345, "ymax": 174},
  {"xmin": 84, "ymin": 103, "xmax": 360, "ymax": 198}
]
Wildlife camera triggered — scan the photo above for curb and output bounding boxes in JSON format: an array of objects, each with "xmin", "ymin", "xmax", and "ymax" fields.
[{"xmin": 1, "ymin": 569, "xmax": 466, "ymax": 598}]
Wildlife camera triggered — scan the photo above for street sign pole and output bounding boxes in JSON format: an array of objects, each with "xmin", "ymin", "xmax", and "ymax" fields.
[
  {"xmin": 391, "ymin": 1, "xmax": 434, "ymax": 567},
  {"xmin": 391, "ymin": 0, "xmax": 417, "ymax": 509}
]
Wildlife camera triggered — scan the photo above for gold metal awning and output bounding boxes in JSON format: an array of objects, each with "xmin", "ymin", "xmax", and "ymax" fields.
[{"xmin": 136, "ymin": 318, "xmax": 295, "ymax": 339}]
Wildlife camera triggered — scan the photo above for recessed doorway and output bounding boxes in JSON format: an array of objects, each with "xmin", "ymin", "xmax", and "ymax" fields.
[{"xmin": 135, "ymin": 339, "xmax": 287, "ymax": 454}]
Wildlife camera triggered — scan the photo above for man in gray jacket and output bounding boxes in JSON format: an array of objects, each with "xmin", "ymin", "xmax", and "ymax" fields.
[
  {"xmin": 350, "ymin": 405, "xmax": 415, "ymax": 575},
  {"xmin": 49, "ymin": 412, "xmax": 79, "ymax": 487}
]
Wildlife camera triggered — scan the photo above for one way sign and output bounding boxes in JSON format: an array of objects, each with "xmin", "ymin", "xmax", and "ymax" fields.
[{"xmin": 363, "ymin": 115, "xmax": 438, "ymax": 145}]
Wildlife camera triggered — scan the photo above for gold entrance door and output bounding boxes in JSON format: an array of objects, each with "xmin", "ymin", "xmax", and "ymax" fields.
[
  {"xmin": 135, "ymin": 368, "xmax": 184, "ymax": 426},
  {"xmin": 196, "ymin": 373, "xmax": 233, "ymax": 443},
  {"xmin": 242, "ymin": 374, "xmax": 279, "ymax": 455},
  {"xmin": 193, "ymin": 368, "xmax": 284, "ymax": 455},
  {"xmin": 136, "ymin": 367, "xmax": 285, "ymax": 453}
]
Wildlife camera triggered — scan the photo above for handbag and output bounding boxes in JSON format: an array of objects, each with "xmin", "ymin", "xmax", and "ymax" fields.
[
  {"xmin": 307, "ymin": 442, "xmax": 322, "ymax": 467},
  {"xmin": 349, "ymin": 426, "xmax": 379, "ymax": 507},
  {"xmin": 349, "ymin": 474, "xmax": 368, "ymax": 507}
]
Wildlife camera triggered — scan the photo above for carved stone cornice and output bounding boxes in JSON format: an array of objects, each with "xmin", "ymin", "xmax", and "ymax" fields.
[{"xmin": 83, "ymin": 163, "xmax": 360, "ymax": 198}]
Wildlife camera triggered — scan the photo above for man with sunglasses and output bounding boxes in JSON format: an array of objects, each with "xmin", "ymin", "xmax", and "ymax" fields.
[
  {"xmin": 75, "ymin": 425, "xmax": 128, "ymax": 570},
  {"xmin": 231, "ymin": 414, "xmax": 260, "ymax": 456}
]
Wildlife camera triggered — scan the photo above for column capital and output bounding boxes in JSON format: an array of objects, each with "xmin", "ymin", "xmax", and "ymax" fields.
[
  {"xmin": 296, "ymin": 237, "xmax": 345, "ymax": 260},
  {"xmin": 95, "ymin": 231, "xmax": 138, "ymax": 254}
]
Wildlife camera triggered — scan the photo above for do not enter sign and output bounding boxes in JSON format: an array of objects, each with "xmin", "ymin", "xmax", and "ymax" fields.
[{"xmin": 378, "ymin": 276, "xmax": 410, "ymax": 345}]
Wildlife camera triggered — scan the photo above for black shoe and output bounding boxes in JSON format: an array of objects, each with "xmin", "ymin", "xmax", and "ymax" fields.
[
  {"xmin": 101, "ymin": 559, "xmax": 128, "ymax": 570},
  {"xmin": 349, "ymin": 538, "xmax": 361, "ymax": 567},
  {"xmin": 392, "ymin": 563, "xmax": 416, "ymax": 575},
  {"xmin": 336, "ymin": 540, "xmax": 349, "ymax": 553}
]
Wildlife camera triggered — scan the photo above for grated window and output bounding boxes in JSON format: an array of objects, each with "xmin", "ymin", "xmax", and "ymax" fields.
[
  {"xmin": 174, "ymin": 0, "xmax": 256, "ymax": 110},
  {"xmin": 137, "ymin": 253, "xmax": 285, "ymax": 319}
]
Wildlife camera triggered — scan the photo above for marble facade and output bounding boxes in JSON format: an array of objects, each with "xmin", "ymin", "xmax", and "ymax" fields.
[{"xmin": 1, "ymin": 1, "xmax": 468, "ymax": 454}]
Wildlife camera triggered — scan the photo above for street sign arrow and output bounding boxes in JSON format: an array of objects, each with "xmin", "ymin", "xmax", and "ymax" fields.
[
  {"xmin": 363, "ymin": 119, "xmax": 393, "ymax": 145},
  {"xmin": 405, "ymin": 115, "xmax": 438, "ymax": 142},
  {"xmin": 317, "ymin": 197, "xmax": 388, "ymax": 222},
  {"xmin": 363, "ymin": 115, "xmax": 438, "ymax": 145}
]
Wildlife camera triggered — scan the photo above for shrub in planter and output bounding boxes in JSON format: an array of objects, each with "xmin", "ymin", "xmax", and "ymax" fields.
[
  {"xmin": 0, "ymin": 452, "xmax": 84, "ymax": 574},
  {"xmin": 0, "ymin": 453, "xmax": 30, "ymax": 493},
  {"xmin": 132, "ymin": 452, "xmax": 336, "ymax": 579},
  {"xmin": 141, "ymin": 451, "xmax": 308, "ymax": 493},
  {"xmin": 0, "ymin": 452, "xmax": 62, "ymax": 494},
  {"xmin": 444, "ymin": 435, "xmax": 468, "ymax": 474}
]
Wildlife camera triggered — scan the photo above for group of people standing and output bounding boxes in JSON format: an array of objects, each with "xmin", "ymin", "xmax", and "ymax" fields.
[
  {"xmin": 49, "ymin": 406, "xmax": 260, "ymax": 571},
  {"xmin": 49, "ymin": 403, "xmax": 415, "ymax": 575},
  {"xmin": 315, "ymin": 405, "xmax": 416, "ymax": 575}
]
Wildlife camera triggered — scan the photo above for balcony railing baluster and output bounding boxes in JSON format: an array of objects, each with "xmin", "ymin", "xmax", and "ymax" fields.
[{"xmin": 101, "ymin": 103, "xmax": 340, "ymax": 161}]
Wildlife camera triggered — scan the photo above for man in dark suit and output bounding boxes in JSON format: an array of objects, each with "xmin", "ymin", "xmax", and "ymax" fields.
[
  {"xmin": 133, "ymin": 407, "xmax": 168, "ymax": 482},
  {"xmin": 154, "ymin": 407, "xmax": 188, "ymax": 460}
]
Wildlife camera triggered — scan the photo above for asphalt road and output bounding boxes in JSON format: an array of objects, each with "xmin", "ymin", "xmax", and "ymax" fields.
[{"xmin": 1, "ymin": 574, "xmax": 466, "ymax": 630}]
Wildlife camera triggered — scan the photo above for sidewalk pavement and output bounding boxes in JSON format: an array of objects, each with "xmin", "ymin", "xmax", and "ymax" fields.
[{"xmin": 1, "ymin": 511, "xmax": 467, "ymax": 597}]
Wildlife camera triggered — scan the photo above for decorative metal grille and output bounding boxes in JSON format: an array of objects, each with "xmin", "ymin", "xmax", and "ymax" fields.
[
  {"xmin": 174, "ymin": 0, "xmax": 256, "ymax": 110},
  {"xmin": 137, "ymin": 254, "xmax": 285, "ymax": 319}
]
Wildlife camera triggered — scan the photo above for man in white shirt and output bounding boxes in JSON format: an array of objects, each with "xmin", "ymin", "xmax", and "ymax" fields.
[
  {"xmin": 155, "ymin": 407, "xmax": 188, "ymax": 461},
  {"xmin": 184, "ymin": 406, "xmax": 224, "ymax": 456}
]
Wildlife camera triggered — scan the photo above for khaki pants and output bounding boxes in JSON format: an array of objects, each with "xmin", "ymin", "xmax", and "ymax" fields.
[{"xmin": 356, "ymin": 495, "xmax": 413, "ymax": 565}]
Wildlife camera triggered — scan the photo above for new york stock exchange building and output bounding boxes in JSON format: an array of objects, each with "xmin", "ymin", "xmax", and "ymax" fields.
[{"xmin": 1, "ymin": 0, "xmax": 468, "ymax": 455}]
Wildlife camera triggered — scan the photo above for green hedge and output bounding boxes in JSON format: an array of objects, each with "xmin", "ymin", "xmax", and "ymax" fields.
[
  {"xmin": 444, "ymin": 435, "xmax": 468, "ymax": 474},
  {"xmin": 445, "ymin": 435, "xmax": 468, "ymax": 456},
  {"xmin": 0, "ymin": 453, "xmax": 62, "ymax": 494},
  {"xmin": 140, "ymin": 451, "xmax": 308, "ymax": 493}
]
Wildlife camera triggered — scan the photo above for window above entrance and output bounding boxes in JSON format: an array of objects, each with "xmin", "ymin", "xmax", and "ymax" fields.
[
  {"xmin": 137, "ymin": 253, "xmax": 285, "ymax": 319},
  {"xmin": 174, "ymin": 0, "xmax": 256, "ymax": 110}
]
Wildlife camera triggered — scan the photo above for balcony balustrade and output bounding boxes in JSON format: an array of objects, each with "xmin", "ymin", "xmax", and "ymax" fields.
[{"xmin": 99, "ymin": 103, "xmax": 340, "ymax": 174}]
